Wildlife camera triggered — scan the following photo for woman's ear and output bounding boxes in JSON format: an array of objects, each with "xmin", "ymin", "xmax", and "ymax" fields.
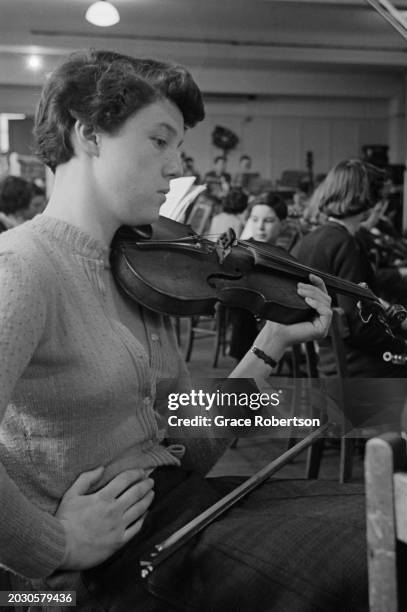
[{"xmin": 71, "ymin": 120, "xmax": 100, "ymax": 158}]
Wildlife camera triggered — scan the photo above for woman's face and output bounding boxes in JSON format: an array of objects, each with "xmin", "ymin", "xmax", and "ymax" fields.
[
  {"xmin": 250, "ymin": 204, "xmax": 283, "ymax": 244},
  {"xmin": 93, "ymin": 98, "xmax": 184, "ymax": 227}
]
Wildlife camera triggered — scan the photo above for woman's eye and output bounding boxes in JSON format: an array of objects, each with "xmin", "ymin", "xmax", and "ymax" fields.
[{"xmin": 152, "ymin": 137, "xmax": 167, "ymax": 148}]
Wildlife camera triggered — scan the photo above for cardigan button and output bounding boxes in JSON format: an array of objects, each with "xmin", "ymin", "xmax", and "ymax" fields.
[{"xmin": 151, "ymin": 333, "xmax": 159, "ymax": 341}]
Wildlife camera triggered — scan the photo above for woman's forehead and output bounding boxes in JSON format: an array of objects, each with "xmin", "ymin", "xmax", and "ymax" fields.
[
  {"xmin": 126, "ymin": 99, "xmax": 184, "ymax": 136},
  {"xmin": 251, "ymin": 204, "xmax": 277, "ymax": 218}
]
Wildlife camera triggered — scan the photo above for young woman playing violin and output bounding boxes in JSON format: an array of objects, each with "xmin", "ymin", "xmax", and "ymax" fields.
[{"xmin": 0, "ymin": 50, "xmax": 368, "ymax": 611}]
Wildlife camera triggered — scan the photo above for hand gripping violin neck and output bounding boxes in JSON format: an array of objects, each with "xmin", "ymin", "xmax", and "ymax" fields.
[{"xmin": 110, "ymin": 216, "xmax": 406, "ymax": 330}]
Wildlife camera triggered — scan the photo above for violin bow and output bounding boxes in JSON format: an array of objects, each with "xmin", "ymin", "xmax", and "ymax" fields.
[{"xmin": 140, "ymin": 422, "xmax": 330, "ymax": 578}]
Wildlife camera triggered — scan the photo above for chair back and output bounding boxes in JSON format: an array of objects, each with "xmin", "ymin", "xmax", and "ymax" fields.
[
  {"xmin": 365, "ymin": 433, "xmax": 407, "ymax": 612},
  {"xmin": 302, "ymin": 306, "xmax": 355, "ymax": 482},
  {"xmin": 187, "ymin": 201, "xmax": 213, "ymax": 235}
]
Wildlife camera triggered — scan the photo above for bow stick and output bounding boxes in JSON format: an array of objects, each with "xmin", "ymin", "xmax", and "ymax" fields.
[{"xmin": 140, "ymin": 422, "xmax": 330, "ymax": 578}]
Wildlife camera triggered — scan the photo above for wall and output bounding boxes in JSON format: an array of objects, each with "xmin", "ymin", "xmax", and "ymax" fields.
[
  {"xmin": 0, "ymin": 67, "xmax": 397, "ymax": 183},
  {"xmin": 183, "ymin": 97, "xmax": 389, "ymax": 182}
]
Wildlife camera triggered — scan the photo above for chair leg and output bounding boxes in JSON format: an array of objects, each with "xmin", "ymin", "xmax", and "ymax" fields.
[
  {"xmin": 175, "ymin": 317, "xmax": 181, "ymax": 347},
  {"xmin": 286, "ymin": 437, "xmax": 297, "ymax": 451},
  {"xmin": 212, "ymin": 319, "xmax": 221, "ymax": 368},
  {"xmin": 340, "ymin": 437, "xmax": 354, "ymax": 483},
  {"xmin": 212, "ymin": 305, "xmax": 226, "ymax": 368},
  {"xmin": 286, "ymin": 368, "xmax": 303, "ymax": 451},
  {"xmin": 305, "ymin": 437, "xmax": 324, "ymax": 478},
  {"xmin": 185, "ymin": 317, "xmax": 196, "ymax": 362},
  {"xmin": 221, "ymin": 307, "xmax": 230, "ymax": 356}
]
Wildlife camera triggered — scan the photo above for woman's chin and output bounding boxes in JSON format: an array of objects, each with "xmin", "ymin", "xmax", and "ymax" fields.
[{"xmin": 126, "ymin": 212, "xmax": 160, "ymax": 228}]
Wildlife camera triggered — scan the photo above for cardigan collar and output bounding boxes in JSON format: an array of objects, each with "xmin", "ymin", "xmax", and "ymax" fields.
[{"xmin": 29, "ymin": 214, "xmax": 110, "ymax": 265}]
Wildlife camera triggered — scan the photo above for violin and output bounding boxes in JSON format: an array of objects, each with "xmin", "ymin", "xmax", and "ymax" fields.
[{"xmin": 110, "ymin": 216, "xmax": 406, "ymax": 329}]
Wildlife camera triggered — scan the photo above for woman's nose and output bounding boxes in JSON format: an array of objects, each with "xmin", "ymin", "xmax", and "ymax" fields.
[{"xmin": 164, "ymin": 153, "xmax": 183, "ymax": 180}]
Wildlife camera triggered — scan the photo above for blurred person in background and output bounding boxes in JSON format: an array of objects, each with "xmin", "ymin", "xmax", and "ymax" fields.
[
  {"xmin": 294, "ymin": 158, "xmax": 407, "ymax": 378},
  {"xmin": 203, "ymin": 155, "xmax": 231, "ymax": 199},
  {"xmin": 240, "ymin": 191, "xmax": 287, "ymax": 241},
  {"xmin": 208, "ymin": 187, "xmax": 248, "ymax": 241},
  {"xmin": 229, "ymin": 192, "xmax": 289, "ymax": 361},
  {"xmin": 249, "ymin": 191, "xmax": 287, "ymax": 243},
  {"xmin": 0, "ymin": 176, "xmax": 46, "ymax": 232},
  {"xmin": 181, "ymin": 153, "xmax": 201, "ymax": 183}
]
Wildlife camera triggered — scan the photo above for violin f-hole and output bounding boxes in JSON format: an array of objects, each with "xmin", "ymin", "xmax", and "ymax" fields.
[{"xmin": 207, "ymin": 271, "xmax": 243, "ymax": 289}]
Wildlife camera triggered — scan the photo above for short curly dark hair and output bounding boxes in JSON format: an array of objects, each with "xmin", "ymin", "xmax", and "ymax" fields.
[
  {"xmin": 34, "ymin": 49, "xmax": 205, "ymax": 172},
  {"xmin": 250, "ymin": 191, "xmax": 288, "ymax": 221},
  {"xmin": 0, "ymin": 176, "xmax": 33, "ymax": 215},
  {"xmin": 223, "ymin": 188, "xmax": 248, "ymax": 214}
]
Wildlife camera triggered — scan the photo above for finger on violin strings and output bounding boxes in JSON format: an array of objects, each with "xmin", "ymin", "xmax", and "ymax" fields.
[
  {"xmin": 307, "ymin": 273, "xmax": 328, "ymax": 293},
  {"xmin": 305, "ymin": 296, "xmax": 332, "ymax": 316},
  {"xmin": 297, "ymin": 283, "xmax": 331, "ymax": 304}
]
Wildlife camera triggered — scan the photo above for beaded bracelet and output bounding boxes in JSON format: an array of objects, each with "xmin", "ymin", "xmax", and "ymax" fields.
[{"xmin": 251, "ymin": 346, "xmax": 279, "ymax": 369}]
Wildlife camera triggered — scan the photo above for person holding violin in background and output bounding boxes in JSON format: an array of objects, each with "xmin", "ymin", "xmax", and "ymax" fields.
[
  {"xmin": 356, "ymin": 198, "xmax": 407, "ymax": 308},
  {"xmin": 0, "ymin": 49, "xmax": 371, "ymax": 612},
  {"xmin": 294, "ymin": 159, "xmax": 407, "ymax": 380}
]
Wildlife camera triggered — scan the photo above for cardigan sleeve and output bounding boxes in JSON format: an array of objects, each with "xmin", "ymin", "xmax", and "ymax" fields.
[
  {"xmin": 163, "ymin": 321, "xmax": 268, "ymax": 475},
  {"xmin": 160, "ymin": 317, "xmax": 231, "ymax": 475},
  {"xmin": 0, "ymin": 251, "xmax": 66, "ymax": 578}
]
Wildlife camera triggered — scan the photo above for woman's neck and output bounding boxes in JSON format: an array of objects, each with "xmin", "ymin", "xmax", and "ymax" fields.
[
  {"xmin": 328, "ymin": 215, "xmax": 361, "ymax": 236},
  {"xmin": 44, "ymin": 163, "xmax": 118, "ymax": 247}
]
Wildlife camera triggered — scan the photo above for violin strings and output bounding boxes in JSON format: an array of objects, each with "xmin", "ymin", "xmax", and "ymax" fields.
[
  {"xmin": 119, "ymin": 235, "xmax": 201, "ymax": 245},
  {"xmin": 235, "ymin": 238, "xmax": 373, "ymax": 300},
  {"xmin": 119, "ymin": 230, "xmax": 373, "ymax": 302}
]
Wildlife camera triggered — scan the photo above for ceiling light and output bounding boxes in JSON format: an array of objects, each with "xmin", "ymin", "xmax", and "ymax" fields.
[
  {"xmin": 27, "ymin": 55, "xmax": 43, "ymax": 70},
  {"xmin": 85, "ymin": 1, "xmax": 120, "ymax": 27}
]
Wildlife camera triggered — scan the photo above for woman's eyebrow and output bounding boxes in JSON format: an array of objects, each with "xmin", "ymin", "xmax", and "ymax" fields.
[
  {"xmin": 154, "ymin": 122, "xmax": 184, "ymax": 147},
  {"xmin": 155, "ymin": 122, "xmax": 177, "ymax": 135}
]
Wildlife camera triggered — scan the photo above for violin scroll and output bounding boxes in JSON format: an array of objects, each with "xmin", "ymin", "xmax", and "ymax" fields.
[{"xmin": 356, "ymin": 282, "xmax": 406, "ymax": 332}]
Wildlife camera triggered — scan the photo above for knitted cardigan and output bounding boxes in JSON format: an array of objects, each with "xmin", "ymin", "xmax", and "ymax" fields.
[{"xmin": 0, "ymin": 215, "xmax": 203, "ymax": 580}]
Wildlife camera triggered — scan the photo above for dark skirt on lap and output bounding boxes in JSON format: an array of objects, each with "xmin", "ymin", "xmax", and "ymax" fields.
[{"xmin": 83, "ymin": 467, "xmax": 368, "ymax": 612}]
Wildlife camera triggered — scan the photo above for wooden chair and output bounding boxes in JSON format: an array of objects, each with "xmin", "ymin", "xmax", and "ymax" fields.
[
  {"xmin": 300, "ymin": 307, "xmax": 356, "ymax": 482},
  {"xmin": 365, "ymin": 432, "xmax": 407, "ymax": 612},
  {"xmin": 285, "ymin": 343, "xmax": 310, "ymax": 450},
  {"xmin": 184, "ymin": 304, "xmax": 229, "ymax": 368},
  {"xmin": 186, "ymin": 200, "xmax": 213, "ymax": 235}
]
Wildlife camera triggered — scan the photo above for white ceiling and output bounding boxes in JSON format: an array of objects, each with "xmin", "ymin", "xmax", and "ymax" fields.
[{"xmin": 1, "ymin": 0, "xmax": 407, "ymax": 71}]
